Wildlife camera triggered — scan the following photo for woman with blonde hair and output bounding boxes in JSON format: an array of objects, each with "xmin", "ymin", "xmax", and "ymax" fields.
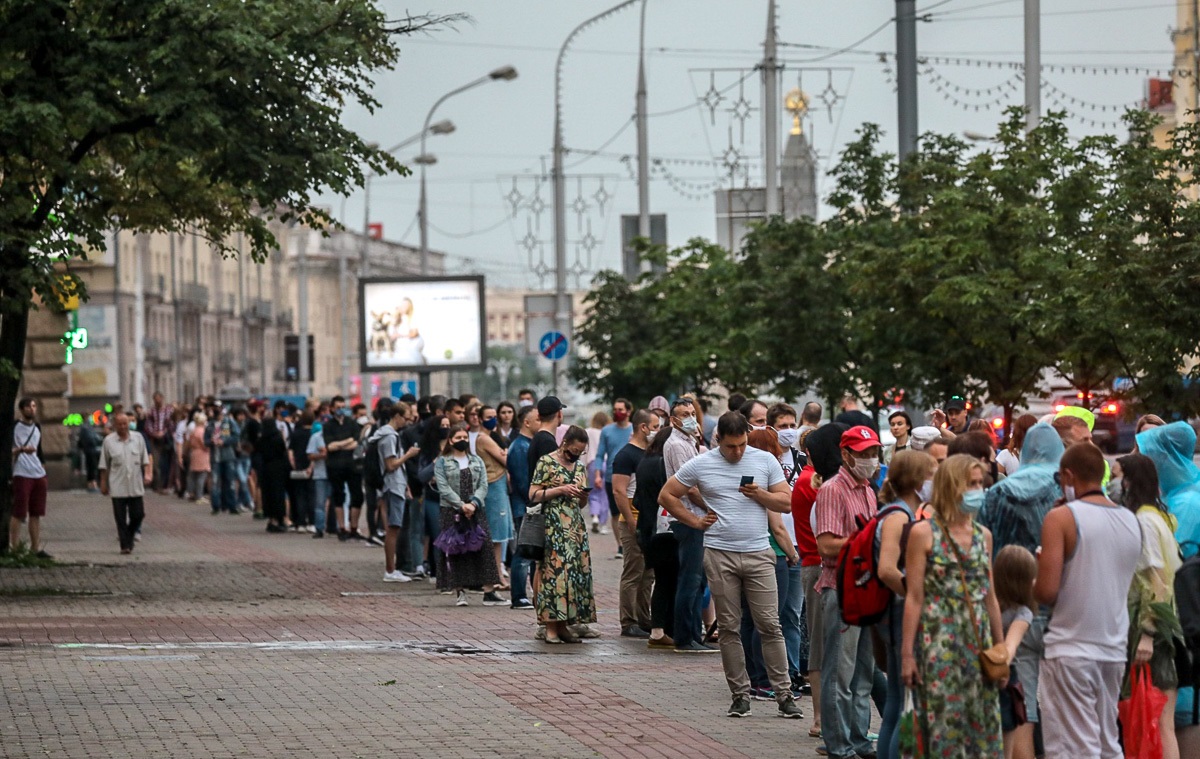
[
  {"xmin": 902, "ymin": 454, "xmax": 1004, "ymax": 757},
  {"xmin": 875, "ymin": 449, "xmax": 937, "ymax": 759},
  {"xmin": 585, "ymin": 410, "xmax": 611, "ymax": 534}
]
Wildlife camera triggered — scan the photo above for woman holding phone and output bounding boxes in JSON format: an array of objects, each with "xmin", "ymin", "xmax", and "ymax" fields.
[{"xmin": 529, "ymin": 425, "xmax": 596, "ymax": 644}]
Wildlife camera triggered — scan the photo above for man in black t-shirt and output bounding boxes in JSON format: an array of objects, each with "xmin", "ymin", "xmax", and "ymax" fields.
[
  {"xmin": 527, "ymin": 396, "xmax": 566, "ymax": 483},
  {"xmin": 611, "ymin": 409, "xmax": 660, "ymax": 638},
  {"xmin": 323, "ymin": 394, "xmax": 365, "ymax": 540}
]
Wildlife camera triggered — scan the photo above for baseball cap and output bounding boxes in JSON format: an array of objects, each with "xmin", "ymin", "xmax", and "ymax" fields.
[
  {"xmin": 909, "ymin": 426, "xmax": 942, "ymax": 451},
  {"xmin": 246, "ymin": 398, "xmax": 265, "ymax": 412},
  {"xmin": 945, "ymin": 396, "xmax": 968, "ymax": 412},
  {"xmin": 840, "ymin": 425, "xmax": 881, "ymax": 452},
  {"xmin": 1055, "ymin": 405, "xmax": 1095, "ymax": 431},
  {"xmin": 536, "ymin": 396, "xmax": 567, "ymax": 416}
]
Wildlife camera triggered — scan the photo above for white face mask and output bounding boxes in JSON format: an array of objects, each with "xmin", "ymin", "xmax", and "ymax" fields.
[
  {"xmin": 776, "ymin": 428, "xmax": 800, "ymax": 449},
  {"xmin": 851, "ymin": 456, "xmax": 879, "ymax": 481},
  {"xmin": 518, "ymin": 400, "xmax": 533, "ymax": 408},
  {"xmin": 918, "ymin": 479, "xmax": 934, "ymax": 503},
  {"xmin": 680, "ymin": 416, "xmax": 698, "ymax": 434},
  {"xmin": 646, "ymin": 430, "xmax": 657, "ymax": 444},
  {"xmin": 1064, "ymin": 485, "xmax": 1076, "ymax": 501}
]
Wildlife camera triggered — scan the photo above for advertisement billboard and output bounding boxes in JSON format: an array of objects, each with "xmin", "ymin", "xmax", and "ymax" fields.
[
  {"xmin": 67, "ymin": 304, "xmax": 119, "ymax": 397},
  {"xmin": 359, "ymin": 276, "xmax": 486, "ymax": 373}
]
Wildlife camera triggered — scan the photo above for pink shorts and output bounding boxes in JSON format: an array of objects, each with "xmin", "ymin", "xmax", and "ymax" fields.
[{"xmin": 12, "ymin": 476, "xmax": 48, "ymax": 520}]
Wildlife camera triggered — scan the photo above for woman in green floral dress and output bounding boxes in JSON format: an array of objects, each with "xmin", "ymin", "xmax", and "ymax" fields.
[
  {"xmin": 902, "ymin": 454, "xmax": 1004, "ymax": 758},
  {"xmin": 528, "ymin": 425, "xmax": 596, "ymax": 644}
]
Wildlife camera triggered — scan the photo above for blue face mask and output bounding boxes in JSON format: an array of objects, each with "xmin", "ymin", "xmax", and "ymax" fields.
[
  {"xmin": 336, "ymin": 408, "xmax": 350, "ymax": 418},
  {"xmin": 482, "ymin": 417, "xmax": 498, "ymax": 431},
  {"xmin": 961, "ymin": 489, "xmax": 985, "ymax": 515}
]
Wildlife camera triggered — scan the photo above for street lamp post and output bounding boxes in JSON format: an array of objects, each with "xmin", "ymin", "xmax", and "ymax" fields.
[
  {"xmin": 416, "ymin": 65, "xmax": 517, "ymax": 399},
  {"xmin": 553, "ymin": 2, "xmax": 639, "ymax": 395},
  {"xmin": 487, "ymin": 357, "xmax": 517, "ymax": 402}
]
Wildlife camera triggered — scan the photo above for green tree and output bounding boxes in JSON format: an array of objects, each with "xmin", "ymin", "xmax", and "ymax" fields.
[{"xmin": 0, "ymin": 0, "xmax": 454, "ymax": 547}]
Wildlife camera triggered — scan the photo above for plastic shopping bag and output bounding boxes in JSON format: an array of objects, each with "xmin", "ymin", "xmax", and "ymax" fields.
[
  {"xmin": 1118, "ymin": 663, "xmax": 1167, "ymax": 759},
  {"xmin": 897, "ymin": 688, "xmax": 926, "ymax": 759}
]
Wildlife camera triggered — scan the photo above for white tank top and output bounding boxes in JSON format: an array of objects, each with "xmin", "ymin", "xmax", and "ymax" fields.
[{"xmin": 1043, "ymin": 499, "xmax": 1141, "ymax": 662}]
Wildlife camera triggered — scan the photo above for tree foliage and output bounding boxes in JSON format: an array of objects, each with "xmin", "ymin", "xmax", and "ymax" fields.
[
  {"xmin": 0, "ymin": 0, "xmax": 453, "ymax": 548},
  {"xmin": 575, "ymin": 109, "xmax": 1200, "ymax": 422}
]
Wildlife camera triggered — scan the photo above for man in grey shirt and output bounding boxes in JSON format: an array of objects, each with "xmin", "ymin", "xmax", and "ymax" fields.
[
  {"xmin": 371, "ymin": 403, "xmax": 419, "ymax": 583},
  {"xmin": 659, "ymin": 412, "xmax": 802, "ymax": 720},
  {"xmin": 99, "ymin": 412, "xmax": 152, "ymax": 555}
]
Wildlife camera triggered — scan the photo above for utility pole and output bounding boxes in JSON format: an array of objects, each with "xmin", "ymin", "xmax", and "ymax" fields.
[
  {"xmin": 170, "ymin": 234, "xmax": 182, "ymax": 401},
  {"xmin": 1192, "ymin": 0, "xmax": 1200, "ymax": 118},
  {"xmin": 896, "ymin": 0, "xmax": 919, "ymax": 160},
  {"xmin": 763, "ymin": 0, "xmax": 780, "ymax": 215},
  {"xmin": 296, "ymin": 226, "xmax": 310, "ymax": 398},
  {"xmin": 133, "ymin": 235, "xmax": 145, "ymax": 405},
  {"xmin": 636, "ymin": 0, "xmax": 651, "ymax": 251},
  {"xmin": 339, "ymin": 230, "xmax": 349, "ymax": 396},
  {"xmin": 360, "ymin": 173, "xmax": 372, "ymax": 280},
  {"xmin": 1024, "ymin": 0, "xmax": 1041, "ymax": 131}
]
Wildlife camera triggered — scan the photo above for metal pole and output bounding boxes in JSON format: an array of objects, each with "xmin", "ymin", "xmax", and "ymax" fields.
[
  {"xmin": 1024, "ymin": 0, "xmax": 1040, "ymax": 131},
  {"xmin": 192, "ymin": 235, "xmax": 204, "ymax": 396},
  {"xmin": 1192, "ymin": 0, "xmax": 1199, "ymax": 117},
  {"xmin": 339, "ymin": 224, "xmax": 349, "ymax": 397},
  {"xmin": 133, "ymin": 235, "xmax": 145, "ymax": 405},
  {"xmin": 297, "ymin": 226, "xmax": 310, "ymax": 398},
  {"xmin": 553, "ymin": 2, "xmax": 637, "ymax": 395},
  {"xmin": 763, "ymin": 0, "xmax": 780, "ymax": 215},
  {"xmin": 360, "ymin": 175, "xmax": 371, "ymax": 279},
  {"xmin": 170, "ymin": 234, "xmax": 182, "ymax": 401},
  {"xmin": 896, "ymin": 0, "xmax": 919, "ymax": 161},
  {"xmin": 636, "ymin": 0, "xmax": 651, "ymax": 250}
]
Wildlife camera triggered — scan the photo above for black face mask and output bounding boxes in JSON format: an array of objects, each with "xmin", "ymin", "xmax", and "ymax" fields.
[
  {"xmin": 452, "ymin": 439, "xmax": 470, "ymax": 452},
  {"xmin": 563, "ymin": 449, "xmax": 581, "ymax": 463},
  {"xmin": 439, "ymin": 427, "xmax": 451, "ymax": 440}
]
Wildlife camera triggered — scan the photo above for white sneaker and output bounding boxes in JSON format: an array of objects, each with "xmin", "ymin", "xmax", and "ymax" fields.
[
  {"xmin": 383, "ymin": 570, "xmax": 412, "ymax": 583},
  {"xmin": 598, "ymin": 526, "xmax": 610, "ymax": 535},
  {"xmin": 455, "ymin": 591, "xmax": 468, "ymax": 607},
  {"xmin": 305, "ymin": 525, "xmax": 316, "ymax": 534}
]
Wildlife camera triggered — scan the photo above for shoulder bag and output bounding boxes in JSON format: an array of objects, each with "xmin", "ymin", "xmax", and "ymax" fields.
[{"xmin": 945, "ymin": 523, "xmax": 1009, "ymax": 684}]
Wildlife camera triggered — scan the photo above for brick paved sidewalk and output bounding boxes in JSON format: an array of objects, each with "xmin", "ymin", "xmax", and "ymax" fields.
[{"xmin": 0, "ymin": 490, "xmax": 835, "ymax": 758}]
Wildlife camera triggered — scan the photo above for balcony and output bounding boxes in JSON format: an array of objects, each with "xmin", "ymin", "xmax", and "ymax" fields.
[
  {"xmin": 142, "ymin": 338, "xmax": 173, "ymax": 365},
  {"xmin": 178, "ymin": 282, "xmax": 209, "ymax": 310},
  {"xmin": 247, "ymin": 299, "xmax": 272, "ymax": 323},
  {"xmin": 275, "ymin": 308, "xmax": 293, "ymax": 329},
  {"xmin": 215, "ymin": 349, "xmax": 237, "ymax": 372}
]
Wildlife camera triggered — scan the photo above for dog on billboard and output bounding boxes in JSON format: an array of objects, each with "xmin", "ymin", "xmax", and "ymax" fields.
[
  {"xmin": 388, "ymin": 298, "xmax": 425, "ymax": 364},
  {"xmin": 369, "ymin": 310, "xmax": 392, "ymax": 355}
]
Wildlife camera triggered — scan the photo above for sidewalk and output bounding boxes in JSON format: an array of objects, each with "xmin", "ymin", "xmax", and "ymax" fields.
[{"xmin": 0, "ymin": 489, "xmax": 827, "ymax": 758}]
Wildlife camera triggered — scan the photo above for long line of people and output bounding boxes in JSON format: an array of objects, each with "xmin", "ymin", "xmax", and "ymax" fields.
[{"xmin": 52, "ymin": 387, "xmax": 1200, "ymax": 758}]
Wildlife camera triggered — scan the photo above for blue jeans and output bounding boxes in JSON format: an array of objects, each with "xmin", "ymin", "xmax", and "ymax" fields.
[
  {"xmin": 781, "ymin": 559, "xmax": 804, "ymax": 680},
  {"xmin": 876, "ymin": 599, "xmax": 905, "ymax": 759},
  {"xmin": 508, "ymin": 496, "xmax": 531, "ymax": 603},
  {"xmin": 820, "ymin": 588, "xmax": 877, "ymax": 759},
  {"xmin": 423, "ymin": 494, "xmax": 442, "ymax": 573},
  {"xmin": 235, "ymin": 458, "xmax": 253, "ymax": 508},
  {"xmin": 739, "ymin": 553, "xmax": 789, "ymax": 689},
  {"xmin": 212, "ymin": 460, "xmax": 237, "ymax": 512},
  {"xmin": 311, "ymin": 478, "xmax": 329, "ymax": 533},
  {"xmin": 671, "ymin": 522, "xmax": 707, "ymax": 648}
]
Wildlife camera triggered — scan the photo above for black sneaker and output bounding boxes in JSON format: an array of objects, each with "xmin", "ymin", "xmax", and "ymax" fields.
[
  {"xmin": 727, "ymin": 695, "xmax": 751, "ymax": 718},
  {"xmin": 481, "ymin": 591, "xmax": 508, "ymax": 606},
  {"xmin": 777, "ymin": 694, "xmax": 804, "ymax": 719},
  {"xmin": 674, "ymin": 641, "xmax": 719, "ymax": 653},
  {"xmin": 312, "ymin": 531, "xmax": 324, "ymax": 539},
  {"xmin": 337, "ymin": 530, "xmax": 349, "ymax": 542},
  {"xmin": 366, "ymin": 535, "xmax": 385, "ymax": 547},
  {"xmin": 34, "ymin": 550, "xmax": 53, "ymax": 560},
  {"xmin": 510, "ymin": 598, "xmax": 534, "ymax": 610},
  {"xmin": 621, "ymin": 625, "xmax": 650, "ymax": 639}
]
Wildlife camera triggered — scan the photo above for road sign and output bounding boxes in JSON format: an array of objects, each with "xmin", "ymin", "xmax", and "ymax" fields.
[
  {"xmin": 390, "ymin": 379, "xmax": 418, "ymax": 399},
  {"xmin": 539, "ymin": 331, "xmax": 569, "ymax": 362}
]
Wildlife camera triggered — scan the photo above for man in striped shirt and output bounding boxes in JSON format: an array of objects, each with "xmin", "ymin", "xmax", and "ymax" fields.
[{"xmin": 814, "ymin": 425, "xmax": 884, "ymax": 759}]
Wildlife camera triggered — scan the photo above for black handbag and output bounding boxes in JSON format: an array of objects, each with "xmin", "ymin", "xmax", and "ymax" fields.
[{"xmin": 516, "ymin": 503, "xmax": 545, "ymax": 561}]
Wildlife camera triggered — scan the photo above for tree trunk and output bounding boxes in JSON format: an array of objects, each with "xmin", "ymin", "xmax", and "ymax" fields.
[{"xmin": 0, "ymin": 279, "xmax": 31, "ymax": 553}]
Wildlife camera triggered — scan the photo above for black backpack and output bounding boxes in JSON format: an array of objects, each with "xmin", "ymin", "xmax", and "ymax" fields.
[
  {"xmin": 1175, "ymin": 542, "xmax": 1200, "ymax": 723},
  {"xmin": 363, "ymin": 431, "xmax": 386, "ymax": 491}
]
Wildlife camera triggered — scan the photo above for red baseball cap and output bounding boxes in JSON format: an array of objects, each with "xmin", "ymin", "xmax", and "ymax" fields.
[{"xmin": 840, "ymin": 425, "xmax": 881, "ymax": 452}]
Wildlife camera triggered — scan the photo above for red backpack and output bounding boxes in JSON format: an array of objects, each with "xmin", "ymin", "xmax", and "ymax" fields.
[{"xmin": 836, "ymin": 503, "xmax": 911, "ymax": 626}]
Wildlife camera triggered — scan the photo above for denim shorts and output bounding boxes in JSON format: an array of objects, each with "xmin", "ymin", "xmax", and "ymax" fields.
[{"xmin": 385, "ymin": 491, "xmax": 406, "ymax": 528}]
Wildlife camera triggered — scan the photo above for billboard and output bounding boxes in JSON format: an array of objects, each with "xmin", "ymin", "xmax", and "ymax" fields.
[
  {"xmin": 67, "ymin": 304, "xmax": 119, "ymax": 397},
  {"xmin": 359, "ymin": 276, "xmax": 486, "ymax": 372}
]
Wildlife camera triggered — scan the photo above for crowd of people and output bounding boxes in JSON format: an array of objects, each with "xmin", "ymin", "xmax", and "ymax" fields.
[{"xmin": 11, "ymin": 386, "xmax": 1200, "ymax": 757}]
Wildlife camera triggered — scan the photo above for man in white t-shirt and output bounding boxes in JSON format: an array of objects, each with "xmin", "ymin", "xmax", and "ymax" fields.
[
  {"xmin": 10, "ymin": 398, "xmax": 49, "ymax": 557},
  {"xmin": 659, "ymin": 412, "xmax": 803, "ymax": 720}
]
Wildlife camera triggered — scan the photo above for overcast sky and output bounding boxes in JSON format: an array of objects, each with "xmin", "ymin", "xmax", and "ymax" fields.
[{"xmin": 317, "ymin": 0, "xmax": 1177, "ymax": 287}]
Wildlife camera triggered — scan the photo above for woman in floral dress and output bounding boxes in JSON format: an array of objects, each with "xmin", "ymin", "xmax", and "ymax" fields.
[
  {"xmin": 901, "ymin": 454, "xmax": 1004, "ymax": 757},
  {"xmin": 528, "ymin": 425, "xmax": 596, "ymax": 644}
]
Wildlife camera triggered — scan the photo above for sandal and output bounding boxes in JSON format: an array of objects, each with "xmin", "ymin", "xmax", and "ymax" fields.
[
  {"xmin": 808, "ymin": 727, "xmax": 821, "ymax": 738},
  {"xmin": 544, "ymin": 635, "xmax": 563, "ymax": 645},
  {"xmin": 560, "ymin": 630, "xmax": 583, "ymax": 644}
]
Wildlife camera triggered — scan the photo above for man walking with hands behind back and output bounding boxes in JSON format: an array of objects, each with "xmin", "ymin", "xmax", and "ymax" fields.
[
  {"xmin": 100, "ymin": 412, "xmax": 153, "ymax": 555},
  {"xmin": 659, "ymin": 412, "xmax": 803, "ymax": 720}
]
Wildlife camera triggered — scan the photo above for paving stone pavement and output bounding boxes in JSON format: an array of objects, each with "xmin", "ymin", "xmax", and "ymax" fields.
[{"xmin": 0, "ymin": 490, "xmax": 839, "ymax": 758}]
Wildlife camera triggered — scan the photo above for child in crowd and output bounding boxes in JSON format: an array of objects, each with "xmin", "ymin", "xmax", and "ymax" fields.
[{"xmin": 994, "ymin": 545, "xmax": 1037, "ymax": 759}]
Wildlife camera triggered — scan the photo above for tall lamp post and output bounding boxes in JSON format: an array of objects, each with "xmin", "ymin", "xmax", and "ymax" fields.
[
  {"xmin": 417, "ymin": 65, "xmax": 518, "ymax": 398},
  {"xmin": 346, "ymin": 122, "xmax": 455, "ymax": 394},
  {"xmin": 553, "ymin": 2, "xmax": 639, "ymax": 394}
]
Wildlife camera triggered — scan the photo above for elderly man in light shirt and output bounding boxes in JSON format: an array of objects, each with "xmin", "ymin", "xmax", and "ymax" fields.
[{"xmin": 100, "ymin": 412, "xmax": 153, "ymax": 555}]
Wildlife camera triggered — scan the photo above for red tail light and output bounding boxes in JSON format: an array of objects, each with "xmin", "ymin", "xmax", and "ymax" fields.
[
  {"xmin": 992, "ymin": 417, "xmax": 1004, "ymax": 429},
  {"xmin": 1054, "ymin": 404, "xmax": 1065, "ymax": 412},
  {"xmin": 1104, "ymin": 402, "xmax": 1119, "ymax": 414}
]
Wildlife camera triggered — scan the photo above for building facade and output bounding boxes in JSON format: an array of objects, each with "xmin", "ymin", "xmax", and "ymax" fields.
[{"xmin": 67, "ymin": 223, "xmax": 445, "ymax": 410}]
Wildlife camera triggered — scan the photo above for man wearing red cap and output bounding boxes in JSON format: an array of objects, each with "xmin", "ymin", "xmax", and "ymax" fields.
[{"xmin": 814, "ymin": 425, "xmax": 884, "ymax": 759}]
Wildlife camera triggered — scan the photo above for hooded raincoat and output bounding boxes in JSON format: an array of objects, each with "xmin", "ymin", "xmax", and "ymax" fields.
[{"xmin": 979, "ymin": 423, "xmax": 1065, "ymax": 556}]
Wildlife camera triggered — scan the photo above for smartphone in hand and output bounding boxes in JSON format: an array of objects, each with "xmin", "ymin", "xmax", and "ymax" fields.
[{"xmin": 739, "ymin": 475, "xmax": 754, "ymax": 487}]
